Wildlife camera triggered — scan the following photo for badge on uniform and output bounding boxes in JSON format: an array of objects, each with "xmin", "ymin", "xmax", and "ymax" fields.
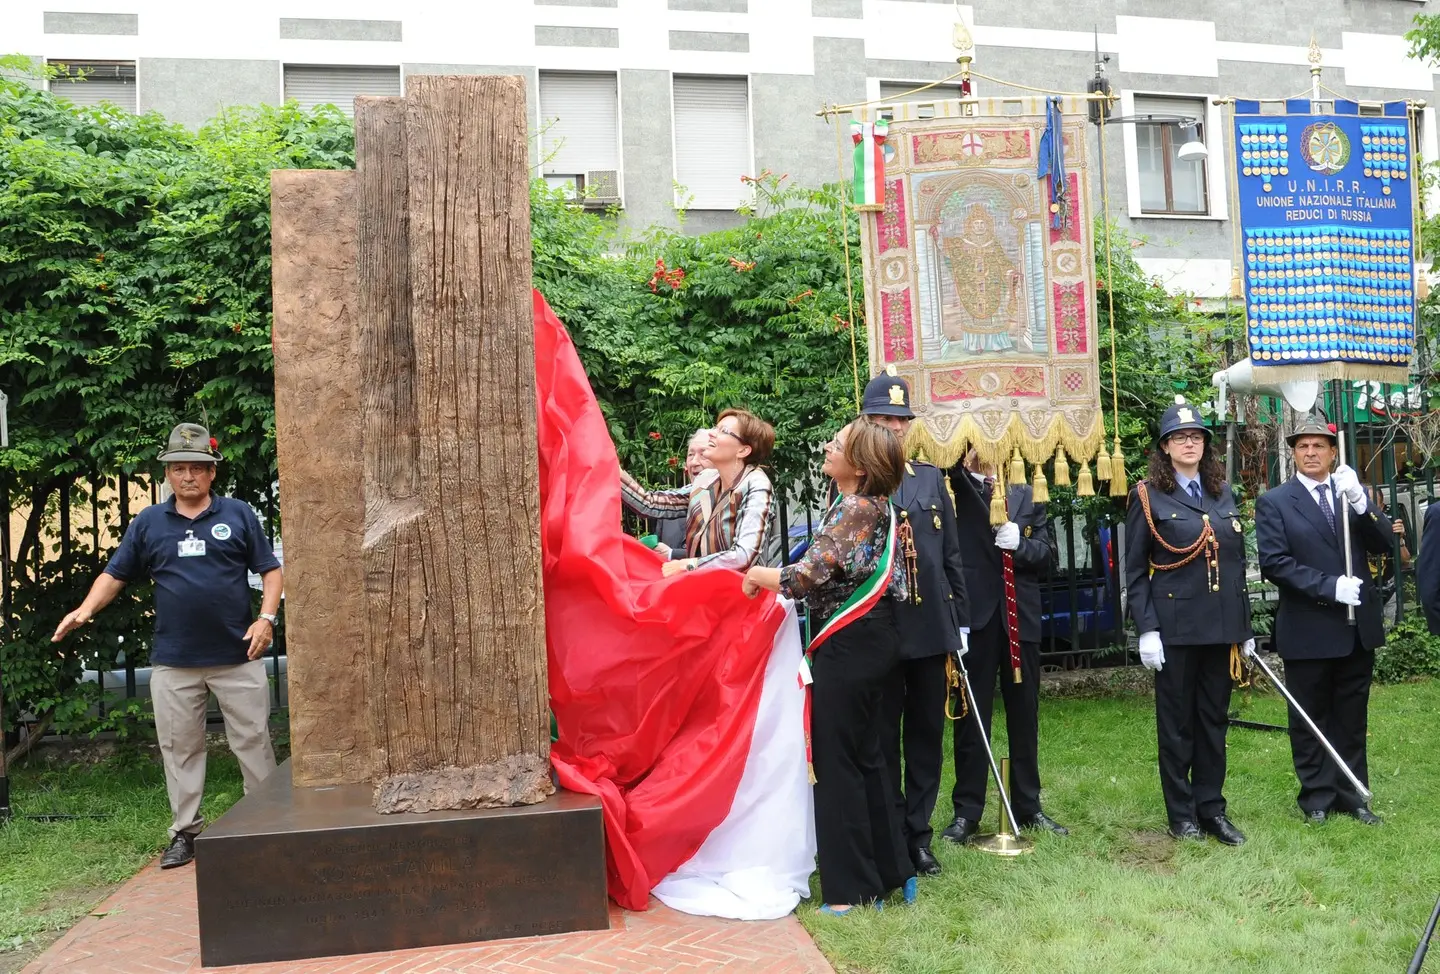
[
  {"xmin": 178, "ymin": 529, "xmax": 206, "ymax": 558},
  {"xmin": 1233, "ymin": 519, "xmax": 1242, "ymax": 533},
  {"xmin": 1023, "ymin": 525, "xmax": 1032, "ymax": 537},
  {"xmin": 933, "ymin": 514, "xmax": 942, "ymax": 530},
  {"xmin": 211, "ymin": 523, "xmax": 232, "ymax": 541}
]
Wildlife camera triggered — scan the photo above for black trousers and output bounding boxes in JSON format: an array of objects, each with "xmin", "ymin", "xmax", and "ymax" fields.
[
  {"xmin": 951, "ymin": 610, "xmax": 1042, "ymax": 821},
  {"xmin": 811, "ymin": 600, "xmax": 914, "ymax": 905},
  {"xmin": 880, "ymin": 652, "xmax": 948, "ymax": 856},
  {"xmin": 1284, "ymin": 640, "xmax": 1373, "ymax": 814},
  {"xmin": 1154, "ymin": 643, "xmax": 1232, "ymax": 824}
]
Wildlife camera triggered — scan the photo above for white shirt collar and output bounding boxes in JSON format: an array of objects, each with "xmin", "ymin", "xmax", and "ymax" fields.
[{"xmin": 1296, "ymin": 471, "xmax": 1332, "ymax": 495}]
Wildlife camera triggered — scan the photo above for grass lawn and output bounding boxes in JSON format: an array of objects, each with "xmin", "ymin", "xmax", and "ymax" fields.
[
  {"xmin": 800, "ymin": 679, "xmax": 1440, "ymax": 974},
  {"xmin": 0, "ymin": 741, "xmax": 252, "ymax": 973},
  {"xmin": 1, "ymin": 684, "xmax": 1436, "ymax": 974}
]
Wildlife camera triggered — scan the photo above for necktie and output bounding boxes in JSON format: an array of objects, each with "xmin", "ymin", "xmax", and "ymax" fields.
[
  {"xmin": 1315, "ymin": 484, "xmax": 1337, "ymax": 535},
  {"xmin": 1187, "ymin": 481, "xmax": 1201, "ymax": 504}
]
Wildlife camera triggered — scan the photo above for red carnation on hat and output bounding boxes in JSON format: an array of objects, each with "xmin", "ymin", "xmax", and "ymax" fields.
[
  {"xmin": 1327, "ymin": 424, "xmax": 1337, "ymax": 434},
  {"xmin": 209, "ymin": 437, "xmax": 218, "ymax": 449}
]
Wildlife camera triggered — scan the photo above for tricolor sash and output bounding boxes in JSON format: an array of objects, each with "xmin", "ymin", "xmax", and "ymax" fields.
[{"xmin": 800, "ymin": 502, "xmax": 897, "ymax": 782}]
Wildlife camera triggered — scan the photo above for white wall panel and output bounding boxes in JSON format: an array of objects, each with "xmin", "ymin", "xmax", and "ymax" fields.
[{"xmin": 1117, "ymin": 16, "xmax": 1217, "ymax": 78}]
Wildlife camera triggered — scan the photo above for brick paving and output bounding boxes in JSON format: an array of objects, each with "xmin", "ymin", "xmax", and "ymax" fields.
[{"xmin": 22, "ymin": 862, "xmax": 832, "ymax": 974}]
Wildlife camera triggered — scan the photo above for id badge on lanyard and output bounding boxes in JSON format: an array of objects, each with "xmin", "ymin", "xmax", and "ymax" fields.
[{"xmin": 178, "ymin": 529, "xmax": 206, "ymax": 558}]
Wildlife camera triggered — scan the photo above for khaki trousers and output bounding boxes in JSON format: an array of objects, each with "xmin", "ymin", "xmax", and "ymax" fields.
[{"xmin": 151, "ymin": 660, "xmax": 277, "ymax": 838}]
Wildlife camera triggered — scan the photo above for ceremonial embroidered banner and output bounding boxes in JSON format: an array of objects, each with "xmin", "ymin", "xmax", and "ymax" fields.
[
  {"xmin": 856, "ymin": 97, "xmax": 1102, "ymax": 469},
  {"xmin": 1235, "ymin": 100, "xmax": 1417, "ymax": 383}
]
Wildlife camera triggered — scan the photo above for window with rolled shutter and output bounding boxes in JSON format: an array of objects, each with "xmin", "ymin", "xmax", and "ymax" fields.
[
  {"xmin": 282, "ymin": 65, "xmax": 401, "ymax": 116},
  {"xmin": 672, "ymin": 76, "xmax": 751, "ymax": 210},
  {"xmin": 47, "ymin": 60, "xmax": 136, "ymax": 112},
  {"xmin": 878, "ymin": 81, "xmax": 964, "ymax": 120},
  {"xmin": 879, "ymin": 81, "xmax": 962, "ymax": 103},
  {"xmin": 539, "ymin": 71, "xmax": 620, "ymax": 197}
]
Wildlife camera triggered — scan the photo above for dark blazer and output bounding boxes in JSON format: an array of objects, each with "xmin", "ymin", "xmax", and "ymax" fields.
[
  {"xmin": 1255, "ymin": 476, "xmax": 1393, "ymax": 659},
  {"xmin": 657, "ymin": 513, "xmax": 688, "ymax": 554},
  {"xmin": 1419, "ymin": 503, "xmax": 1440, "ymax": 637},
  {"xmin": 947, "ymin": 467, "xmax": 1053, "ymax": 643},
  {"xmin": 889, "ymin": 461, "xmax": 971, "ymax": 660},
  {"xmin": 1125, "ymin": 478, "xmax": 1252, "ymax": 647}
]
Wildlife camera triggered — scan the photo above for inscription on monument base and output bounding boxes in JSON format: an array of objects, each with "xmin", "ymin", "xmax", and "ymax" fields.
[{"xmin": 196, "ymin": 762, "xmax": 607, "ymax": 967}]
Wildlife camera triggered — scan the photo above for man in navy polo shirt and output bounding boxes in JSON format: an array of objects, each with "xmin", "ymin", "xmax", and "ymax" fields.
[{"xmin": 54, "ymin": 423, "xmax": 283, "ymax": 869}]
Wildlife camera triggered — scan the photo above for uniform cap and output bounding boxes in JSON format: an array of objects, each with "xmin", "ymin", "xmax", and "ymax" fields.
[
  {"xmin": 1156, "ymin": 395, "xmax": 1210, "ymax": 448},
  {"xmin": 861, "ymin": 370, "xmax": 914, "ymax": 419}
]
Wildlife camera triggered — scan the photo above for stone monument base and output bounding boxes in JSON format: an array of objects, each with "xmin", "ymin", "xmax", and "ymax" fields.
[{"xmin": 195, "ymin": 761, "xmax": 608, "ymax": 967}]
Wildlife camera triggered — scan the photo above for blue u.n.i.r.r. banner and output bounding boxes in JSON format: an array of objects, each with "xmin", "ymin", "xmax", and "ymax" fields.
[{"xmin": 1235, "ymin": 99, "xmax": 1416, "ymax": 382}]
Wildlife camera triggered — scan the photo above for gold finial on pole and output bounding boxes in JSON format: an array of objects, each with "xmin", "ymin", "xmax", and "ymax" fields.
[{"xmin": 1308, "ymin": 34, "xmax": 1323, "ymax": 108}]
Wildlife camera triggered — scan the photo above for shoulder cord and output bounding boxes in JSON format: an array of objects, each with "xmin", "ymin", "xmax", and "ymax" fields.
[{"xmin": 1136, "ymin": 481, "xmax": 1221, "ymax": 592}]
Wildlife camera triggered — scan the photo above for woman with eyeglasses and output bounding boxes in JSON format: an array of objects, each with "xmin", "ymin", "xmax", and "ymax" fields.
[
  {"xmin": 742, "ymin": 421, "xmax": 916, "ymax": 915},
  {"xmin": 1124, "ymin": 397, "xmax": 1253, "ymax": 847},
  {"xmin": 621, "ymin": 408, "xmax": 778, "ymax": 577}
]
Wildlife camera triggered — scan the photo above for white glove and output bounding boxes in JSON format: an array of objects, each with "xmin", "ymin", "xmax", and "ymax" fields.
[
  {"xmin": 1331, "ymin": 464, "xmax": 1366, "ymax": 513},
  {"xmin": 994, "ymin": 522, "xmax": 1021, "ymax": 550},
  {"xmin": 654, "ymin": 542, "xmax": 672, "ymax": 558},
  {"xmin": 1242, "ymin": 638, "xmax": 1256, "ymax": 658},
  {"xmin": 1334, "ymin": 575, "xmax": 1363, "ymax": 606},
  {"xmin": 958, "ymin": 627, "xmax": 970, "ymax": 658},
  {"xmin": 1139, "ymin": 631, "xmax": 1165, "ymax": 671}
]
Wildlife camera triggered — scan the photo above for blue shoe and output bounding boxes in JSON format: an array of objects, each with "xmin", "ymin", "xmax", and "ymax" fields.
[
  {"xmin": 818, "ymin": 904, "xmax": 857, "ymax": 917},
  {"xmin": 902, "ymin": 876, "xmax": 918, "ymax": 906}
]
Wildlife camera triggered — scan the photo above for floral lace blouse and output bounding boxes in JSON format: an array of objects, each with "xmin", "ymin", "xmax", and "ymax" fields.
[{"xmin": 779, "ymin": 494, "xmax": 907, "ymax": 620}]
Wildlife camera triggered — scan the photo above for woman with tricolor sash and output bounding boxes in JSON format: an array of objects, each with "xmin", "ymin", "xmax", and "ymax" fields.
[{"xmin": 743, "ymin": 421, "xmax": 915, "ymax": 914}]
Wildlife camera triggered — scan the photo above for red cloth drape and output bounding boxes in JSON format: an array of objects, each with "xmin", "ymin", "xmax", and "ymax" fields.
[{"xmin": 533, "ymin": 291, "xmax": 787, "ymax": 910}]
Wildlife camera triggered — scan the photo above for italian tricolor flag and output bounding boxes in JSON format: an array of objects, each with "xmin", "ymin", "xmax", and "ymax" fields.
[
  {"xmin": 851, "ymin": 118, "xmax": 889, "ymax": 211},
  {"xmin": 535, "ymin": 292, "xmax": 815, "ymax": 921}
]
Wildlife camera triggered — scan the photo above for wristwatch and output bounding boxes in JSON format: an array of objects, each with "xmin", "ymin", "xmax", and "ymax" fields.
[{"xmin": 259, "ymin": 612, "xmax": 279, "ymax": 625}]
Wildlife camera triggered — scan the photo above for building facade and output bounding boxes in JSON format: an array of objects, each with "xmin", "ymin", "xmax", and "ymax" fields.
[{"xmin": 5, "ymin": 0, "xmax": 1437, "ymax": 295}]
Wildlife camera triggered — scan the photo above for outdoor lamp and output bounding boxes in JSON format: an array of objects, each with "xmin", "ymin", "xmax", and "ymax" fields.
[{"xmin": 1177, "ymin": 121, "xmax": 1209, "ymax": 162}]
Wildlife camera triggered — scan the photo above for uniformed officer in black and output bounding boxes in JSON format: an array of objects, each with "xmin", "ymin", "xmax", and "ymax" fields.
[
  {"xmin": 942, "ymin": 449, "xmax": 1065, "ymax": 844},
  {"xmin": 863, "ymin": 372, "xmax": 971, "ymax": 878},
  {"xmin": 1125, "ymin": 398, "xmax": 1251, "ymax": 846}
]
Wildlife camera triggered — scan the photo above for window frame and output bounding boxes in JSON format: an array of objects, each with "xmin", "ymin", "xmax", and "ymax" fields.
[
  {"xmin": 1135, "ymin": 114, "xmax": 1209, "ymax": 216},
  {"xmin": 875, "ymin": 80, "xmax": 967, "ymax": 121},
  {"xmin": 537, "ymin": 69, "xmax": 623, "ymax": 208},
  {"xmin": 46, "ymin": 59, "xmax": 137, "ymax": 112},
  {"xmin": 279, "ymin": 63, "xmax": 404, "ymax": 117},
  {"xmin": 669, "ymin": 73, "xmax": 755, "ymax": 212},
  {"xmin": 1120, "ymin": 90, "xmax": 1228, "ymax": 223}
]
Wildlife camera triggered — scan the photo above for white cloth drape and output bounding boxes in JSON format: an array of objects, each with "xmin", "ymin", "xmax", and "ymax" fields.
[{"xmin": 652, "ymin": 599, "xmax": 816, "ymax": 920}]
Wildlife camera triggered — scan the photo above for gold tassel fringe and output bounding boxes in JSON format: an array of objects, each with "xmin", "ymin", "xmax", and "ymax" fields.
[
  {"xmin": 1229, "ymin": 270, "xmax": 1243, "ymax": 300},
  {"xmin": 808, "ymin": 762, "xmax": 817, "ymax": 785},
  {"xmin": 1419, "ymin": 275, "xmax": 1431, "ymax": 301},
  {"xmin": 1076, "ymin": 460, "xmax": 1094, "ymax": 497},
  {"xmin": 1109, "ymin": 441, "xmax": 1128, "ymax": 497},
  {"xmin": 1009, "ymin": 448, "xmax": 1026, "ymax": 487},
  {"xmin": 1095, "ymin": 443, "xmax": 1112, "ymax": 482},
  {"xmin": 1052, "ymin": 445, "xmax": 1070, "ymax": 487},
  {"xmin": 1237, "ymin": 362, "xmax": 1410, "ymax": 385},
  {"xmin": 989, "ymin": 486, "xmax": 1009, "ymax": 527},
  {"xmin": 899, "ymin": 409, "xmax": 1104, "ymax": 472},
  {"xmin": 1031, "ymin": 465, "xmax": 1049, "ymax": 504}
]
